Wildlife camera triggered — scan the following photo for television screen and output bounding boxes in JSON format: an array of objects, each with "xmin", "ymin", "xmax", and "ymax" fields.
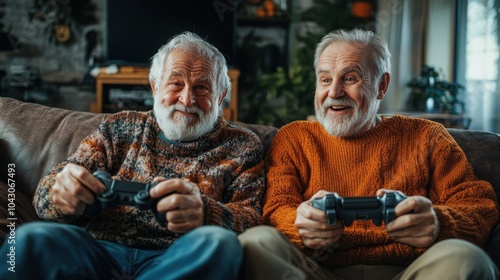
[{"xmin": 105, "ymin": 0, "xmax": 237, "ymax": 67}]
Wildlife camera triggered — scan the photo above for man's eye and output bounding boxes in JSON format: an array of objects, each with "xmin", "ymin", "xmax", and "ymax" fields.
[
  {"xmin": 168, "ymin": 82, "xmax": 183, "ymax": 89},
  {"xmin": 320, "ymin": 78, "xmax": 331, "ymax": 84},
  {"xmin": 344, "ymin": 76, "xmax": 358, "ymax": 84},
  {"xmin": 194, "ymin": 85, "xmax": 210, "ymax": 95}
]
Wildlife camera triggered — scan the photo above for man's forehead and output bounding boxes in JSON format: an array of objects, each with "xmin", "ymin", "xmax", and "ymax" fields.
[
  {"xmin": 318, "ymin": 43, "xmax": 368, "ymax": 70},
  {"xmin": 162, "ymin": 56, "xmax": 213, "ymax": 79},
  {"xmin": 321, "ymin": 42, "xmax": 367, "ymax": 59}
]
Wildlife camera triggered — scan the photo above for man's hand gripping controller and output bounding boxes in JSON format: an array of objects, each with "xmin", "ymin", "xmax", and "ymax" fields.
[
  {"xmin": 83, "ymin": 171, "xmax": 166, "ymax": 223},
  {"xmin": 310, "ymin": 191, "xmax": 408, "ymax": 226}
]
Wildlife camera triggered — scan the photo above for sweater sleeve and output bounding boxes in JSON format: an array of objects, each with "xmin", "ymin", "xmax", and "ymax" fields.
[
  {"xmin": 263, "ymin": 126, "xmax": 307, "ymax": 248},
  {"xmin": 426, "ymin": 126, "xmax": 500, "ymax": 247},
  {"xmin": 202, "ymin": 162, "xmax": 265, "ymax": 233},
  {"xmin": 33, "ymin": 117, "xmax": 121, "ymax": 222},
  {"xmin": 202, "ymin": 129, "xmax": 266, "ymax": 233}
]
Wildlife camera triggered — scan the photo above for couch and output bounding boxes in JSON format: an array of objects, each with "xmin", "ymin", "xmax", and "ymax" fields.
[{"xmin": 1, "ymin": 96, "xmax": 500, "ymax": 268}]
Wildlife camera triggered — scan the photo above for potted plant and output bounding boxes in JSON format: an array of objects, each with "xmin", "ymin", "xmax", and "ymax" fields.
[
  {"xmin": 239, "ymin": 65, "xmax": 316, "ymax": 127},
  {"xmin": 407, "ymin": 65, "xmax": 466, "ymax": 114}
]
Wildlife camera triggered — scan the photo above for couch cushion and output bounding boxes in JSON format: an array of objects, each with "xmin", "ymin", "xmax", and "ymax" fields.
[
  {"xmin": 0, "ymin": 98, "xmax": 107, "ymax": 197},
  {"xmin": 447, "ymin": 128, "xmax": 500, "ymax": 199}
]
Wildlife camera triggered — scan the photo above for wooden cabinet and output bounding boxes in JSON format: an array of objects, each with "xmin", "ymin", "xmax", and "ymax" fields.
[
  {"xmin": 90, "ymin": 67, "xmax": 150, "ymax": 114},
  {"xmin": 91, "ymin": 67, "xmax": 240, "ymax": 122}
]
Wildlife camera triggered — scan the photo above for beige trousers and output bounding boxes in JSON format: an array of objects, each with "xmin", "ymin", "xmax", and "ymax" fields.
[{"xmin": 238, "ymin": 225, "xmax": 498, "ymax": 280}]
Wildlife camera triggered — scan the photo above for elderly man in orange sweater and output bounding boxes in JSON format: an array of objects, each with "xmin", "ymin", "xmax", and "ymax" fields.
[{"xmin": 239, "ymin": 29, "xmax": 500, "ymax": 280}]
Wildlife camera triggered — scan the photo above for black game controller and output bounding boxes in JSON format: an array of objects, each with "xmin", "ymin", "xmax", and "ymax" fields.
[
  {"xmin": 84, "ymin": 171, "xmax": 166, "ymax": 223},
  {"xmin": 310, "ymin": 191, "xmax": 408, "ymax": 226}
]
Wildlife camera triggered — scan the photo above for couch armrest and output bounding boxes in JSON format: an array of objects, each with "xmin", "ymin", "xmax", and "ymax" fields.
[
  {"xmin": 0, "ymin": 180, "xmax": 40, "ymax": 244},
  {"xmin": 485, "ymin": 221, "xmax": 500, "ymax": 270}
]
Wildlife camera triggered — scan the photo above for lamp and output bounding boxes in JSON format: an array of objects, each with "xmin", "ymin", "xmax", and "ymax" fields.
[{"xmin": 351, "ymin": 1, "xmax": 373, "ymax": 19}]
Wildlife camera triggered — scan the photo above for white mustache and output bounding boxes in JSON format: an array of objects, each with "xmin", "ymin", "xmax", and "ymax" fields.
[
  {"xmin": 322, "ymin": 98, "xmax": 356, "ymax": 108},
  {"xmin": 168, "ymin": 104, "xmax": 204, "ymax": 116}
]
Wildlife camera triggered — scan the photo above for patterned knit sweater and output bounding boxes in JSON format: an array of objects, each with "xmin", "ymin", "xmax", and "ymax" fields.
[
  {"xmin": 34, "ymin": 111, "xmax": 265, "ymax": 249},
  {"xmin": 264, "ymin": 115, "xmax": 500, "ymax": 267}
]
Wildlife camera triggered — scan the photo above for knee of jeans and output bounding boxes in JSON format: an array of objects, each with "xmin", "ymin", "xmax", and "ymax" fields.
[
  {"xmin": 16, "ymin": 221, "xmax": 82, "ymax": 245},
  {"xmin": 17, "ymin": 221, "xmax": 60, "ymax": 240},
  {"xmin": 191, "ymin": 225, "xmax": 240, "ymax": 247}
]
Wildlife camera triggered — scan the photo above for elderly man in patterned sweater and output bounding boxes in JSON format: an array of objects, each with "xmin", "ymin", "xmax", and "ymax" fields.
[{"xmin": 0, "ymin": 32, "xmax": 264, "ymax": 280}]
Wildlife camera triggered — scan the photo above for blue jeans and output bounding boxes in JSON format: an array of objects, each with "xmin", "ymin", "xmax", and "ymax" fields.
[{"xmin": 0, "ymin": 221, "xmax": 242, "ymax": 279}]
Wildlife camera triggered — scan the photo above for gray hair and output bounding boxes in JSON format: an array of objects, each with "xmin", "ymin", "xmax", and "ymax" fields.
[
  {"xmin": 313, "ymin": 29, "xmax": 391, "ymax": 81},
  {"xmin": 149, "ymin": 31, "xmax": 231, "ymax": 98}
]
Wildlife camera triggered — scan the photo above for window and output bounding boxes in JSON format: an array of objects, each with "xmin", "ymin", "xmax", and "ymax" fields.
[{"xmin": 456, "ymin": 0, "xmax": 500, "ymax": 132}]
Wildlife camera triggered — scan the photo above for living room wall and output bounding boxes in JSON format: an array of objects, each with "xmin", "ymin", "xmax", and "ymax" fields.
[
  {"xmin": 1, "ymin": 0, "xmax": 372, "ymax": 114},
  {"xmin": 426, "ymin": 0, "xmax": 455, "ymax": 81},
  {"xmin": 0, "ymin": 0, "xmax": 103, "ymax": 79}
]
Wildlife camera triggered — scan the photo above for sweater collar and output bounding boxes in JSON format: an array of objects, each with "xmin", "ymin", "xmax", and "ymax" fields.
[{"xmin": 323, "ymin": 115, "xmax": 401, "ymax": 142}]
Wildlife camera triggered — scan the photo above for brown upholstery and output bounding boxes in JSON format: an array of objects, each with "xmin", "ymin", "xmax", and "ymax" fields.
[
  {"xmin": 447, "ymin": 128, "xmax": 500, "ymax": 197},
  {"xmin": 0, "ymin": 98, "xmax": 107, "ymax": 196},
  {"xmin": 0, "ymin": 97, "xmax": 499, "ymax": 268}
]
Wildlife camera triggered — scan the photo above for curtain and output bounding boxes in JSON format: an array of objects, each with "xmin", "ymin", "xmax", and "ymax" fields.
[{"xmin": 376, "ymin": 0, "xmax": 429, "ymax": 113}]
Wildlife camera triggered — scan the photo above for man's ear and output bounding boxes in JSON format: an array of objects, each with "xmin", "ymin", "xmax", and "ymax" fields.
[
  {"xmin": 150, "ymin": 82, "xmax": 156, "ymax": 97},
  {"xmin": 218, "ymin": 89, "xmax": 228, "ymax": 106},
  {"xmin": 377, "ymin": 72, "xmax": 390, "ymax": 100}
]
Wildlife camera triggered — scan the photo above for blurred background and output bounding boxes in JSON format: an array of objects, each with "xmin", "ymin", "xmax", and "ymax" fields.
[{"xmin": 0, "ymin": 0, "xmax": 498, "ymax": 132}]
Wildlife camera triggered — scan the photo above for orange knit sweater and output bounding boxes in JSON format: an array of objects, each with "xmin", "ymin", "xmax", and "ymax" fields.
[{"xmin": 264, "ymin": 115, "xmax": 500, "ymax": 267}]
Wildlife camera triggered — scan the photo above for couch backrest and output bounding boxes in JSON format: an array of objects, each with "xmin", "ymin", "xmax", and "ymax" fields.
[
  {"xmin": 1, "ymin": 97, "xmax": 499, "ymax": 202},
  {"xmin": 0, "ymin": 98, "xmax": 107, "ymax": 196},
  {"xmin": 447, "ymin": 128, "xmax": 500, "ymax": 196}
]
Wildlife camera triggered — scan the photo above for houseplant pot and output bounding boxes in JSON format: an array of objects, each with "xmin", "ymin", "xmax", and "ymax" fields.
[{"xmin": 407, "ymin": 65, "xmax": 465, "ymax": 114}]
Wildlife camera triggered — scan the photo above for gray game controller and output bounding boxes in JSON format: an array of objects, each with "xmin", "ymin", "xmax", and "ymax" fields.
[
  {"xmin": 84, "ymin": 171, "xmax": 166, "ymax": 223},
  {"xmin": 310, "ymin": 191, "xmax": 408, "ymax": 226}
]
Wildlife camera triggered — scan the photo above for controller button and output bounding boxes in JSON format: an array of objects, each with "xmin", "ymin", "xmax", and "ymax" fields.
[
  {"xmin": 101, "ymin": 190, "xmax": 114, "ymax": 199},
  {"xmin": 325, "ymin": 197, "xmax": 336, "ymax": 208},
  {"xmin": 386, "ymin": 197, "xmax": 396, "ymax": 206},
  {"xmin": 134, "ymin": 190, "xmax": 152, "ymax": 210},
  {"xmin": 326, "ymin": 209, "xmax": 337, "ymax": 225},
  {"xmin": 386, "ymin": 209, "xmax": 396, "ymax": 222},
  {"xmin": 136, "ymin": 190, "xmax": 150, "ymax": 200}
]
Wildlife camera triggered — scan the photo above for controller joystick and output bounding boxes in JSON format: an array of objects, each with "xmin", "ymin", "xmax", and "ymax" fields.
[
  {"xmin": 310, "ymin": 191, "xmax": 408, "ymax": 226},
  {"xmin": 135, "ymin": 190, "xmax": 154, "ymax": 210},
  {"xmin": 84, "ymin": 171, "xmax": 166, "ymax": 223}
]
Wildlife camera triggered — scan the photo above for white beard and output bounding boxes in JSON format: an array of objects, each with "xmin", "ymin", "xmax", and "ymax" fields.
[
  {"xmin": 315, "ymin": 96, "xmax": 380, "ymax": 138},
  {"xmin": 154, "ymin": 97, "xmax": 219, "ymax": 142}
]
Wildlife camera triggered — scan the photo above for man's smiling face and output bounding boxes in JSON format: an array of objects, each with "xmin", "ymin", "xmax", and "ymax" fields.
[
  {"xmin": 151, "ymin": 50, "xmax": 222, "ymax": 141},
  {"xmin": 314, "ymin": 41, "xmax": 382, "ymax": 137}
]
